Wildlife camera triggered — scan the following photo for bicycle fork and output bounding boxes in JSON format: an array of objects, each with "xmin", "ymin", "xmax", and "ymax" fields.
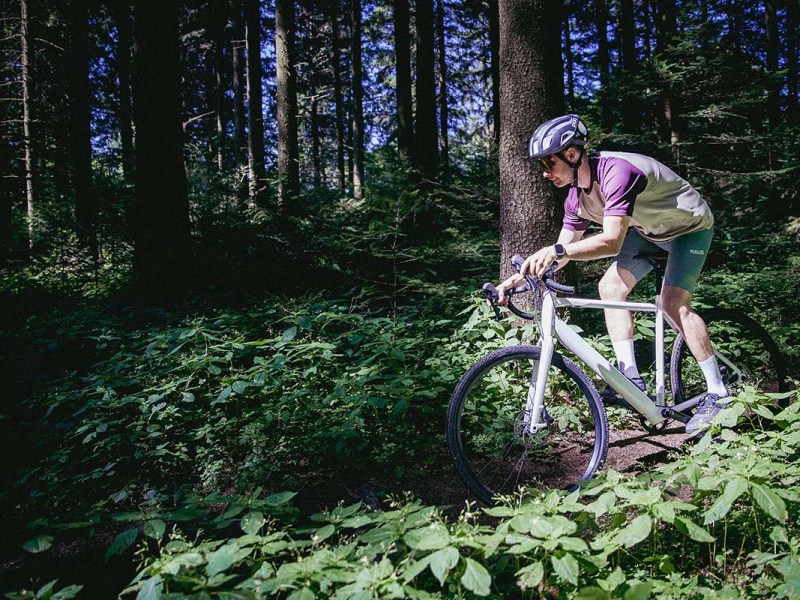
[{"xmin": 523, "ymin": 292, "xmax": 557, "ymax": 435}]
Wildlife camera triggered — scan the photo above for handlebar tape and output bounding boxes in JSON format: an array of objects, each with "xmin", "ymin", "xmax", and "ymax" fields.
[{"xmin": 510, "ymin": 254, "xmax": 575, "ymax": 295}]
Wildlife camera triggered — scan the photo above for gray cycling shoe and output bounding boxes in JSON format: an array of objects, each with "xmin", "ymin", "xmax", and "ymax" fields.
[
  {"xmin": 685, "ymin": 393, "xmax": 730, "ymax": 437},
  {"xmin": 600, "ymin": 376, "xmax": 647, "ymax": 411}
]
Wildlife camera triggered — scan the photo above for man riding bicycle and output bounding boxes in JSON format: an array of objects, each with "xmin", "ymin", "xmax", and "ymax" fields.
[{"xmin": 495, "ymin": 114, "xmax": 727, "ymax": 436}]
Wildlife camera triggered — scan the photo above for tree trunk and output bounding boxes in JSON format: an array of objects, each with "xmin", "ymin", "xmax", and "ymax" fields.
[
  {"xmin": 642, "ymin": 0, "xmax": 653, "ymax": 56},
  {"xmin": 787, "ymin": 0, "xmax": 799, "ymax": 122},
  {"xmin": 726, "ymin": 0, "xmax": 743, "ymax": 52},
  {"xmin": 415, "ymin": 0, "xmax": 438, "ymax": 185},
  {"xmin": 498, "ymin": 0, "xmax": 564, "ymax": 281},
  {"xmin": 232, "ymin": 2, "xmax": 247, "ymax": 171},
  {"xmin": 436, "ymin": 0, "xmax": 449, "ymax": 180},
  {"xmin": 489, "ymin": 0, "xmax": 501, "ymax": 148},
  {"xmin": 618, "ymin": 0, "xmax": 639, "ymax": 133},
  {"xmin": 245, "ymin": 0, "xmax": 268, "ymax": 206},
  {"xmin": 563, "ymin": 12, "xmax": 575, "ymax": 108},
  {"xmin": 393, "ymin": 0, "xmax": 414, "ymax": 163},
  {"xmin": 276, "ymin": 0, "xmax": 301, "ymax": 204},
  {"xmin": 132, "ymin": 0, "xmax": 192, "ymax": 300},
  {"xmin": 657, "ymin": 0, "xmax": 683, "ymax": 168},
  {"xmin": 70, "ymin": 0, "xmax": 97, "ymax": 263},
  {"xmin": 764, "ymin": 1, "xmax": 781, "ymax": 129},
  {"xmin": 0, "ymin": 137, "xmax": 12, "ymax": 265},
  {"xmin": 20, "ymin": 0, "xmax": 34, "ymax": 250},
  {"xmin": 350, "ymin": 0, "xmax": 365, "ymax": 199},
  {"xmin": 209, "ymin": 2, "xmax": 227, "ymax": 172},
  {"xmin": 311, "ymin": 69, "xmax": 322, "ymax": 187},
  {"xmin": 329, "ymin": 0, "xmax": 346, "ymax": 193},
  {"xmin": 113, "ymin": 2, "xmax": 135, "ymax": 183},
  {"xmin": 595, "ymin": 0, "xmax": 612, "ymax": 131}
]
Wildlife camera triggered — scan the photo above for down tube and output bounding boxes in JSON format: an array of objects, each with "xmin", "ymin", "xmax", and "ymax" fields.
[{"xmin": 553, "ymin": 319, "xmax": 665, "ymax": 425}]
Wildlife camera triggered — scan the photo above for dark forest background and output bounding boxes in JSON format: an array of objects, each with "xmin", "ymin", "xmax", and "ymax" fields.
[
  {"xmin": 1, "ymin": 0, "xmax": 800, "ymax": 597},
  {"xmin": 2, "ymin": 0, "xmax": 798, "ymax": 293}
]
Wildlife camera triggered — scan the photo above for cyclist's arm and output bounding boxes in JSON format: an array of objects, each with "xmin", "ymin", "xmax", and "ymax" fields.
[
  {"xmin": 560, "ymin": 215, "xmax": 629, "ymax": 262},
  {"xmin": 524, "ymin": 216, "xmax": 630, "ymax": 278},
  {"xmin": 551, "ymin": 228, "xmax": 585, "ymax": 271},
  {"xmin": 496, "ymin": 228, "xmax": 584, "ymax": 305}
]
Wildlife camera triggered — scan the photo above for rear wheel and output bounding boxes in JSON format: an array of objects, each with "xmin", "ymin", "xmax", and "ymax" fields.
[
  {"xmin": 447, "ymin": 345, "xmax": 608, "ymax": 505},
  {"xmin": 670, "ymin": 309, "xmax": 789, "ymax": 405}
]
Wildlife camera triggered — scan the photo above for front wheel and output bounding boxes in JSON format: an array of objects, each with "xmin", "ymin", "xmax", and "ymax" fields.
[
  {"xmin": 447, "ymin": 345, "xmax": 608, "ymax": 505},
  {"xmin": 670, "ymin": 309, "xmax": 789, "ymax": 406}
]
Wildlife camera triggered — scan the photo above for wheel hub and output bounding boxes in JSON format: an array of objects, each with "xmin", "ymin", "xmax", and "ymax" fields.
[{"xmin": 514, "ymin": 409, "xmax": 551, "ymax": 448}]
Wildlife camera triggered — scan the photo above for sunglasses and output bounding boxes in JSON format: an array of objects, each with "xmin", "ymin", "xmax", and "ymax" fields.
[{"xmin": 537, "ymin": 155, "xmax": 556, "ymax": 171}]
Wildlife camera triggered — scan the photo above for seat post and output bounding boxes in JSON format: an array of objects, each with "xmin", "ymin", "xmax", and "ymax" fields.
[{"xmin": 654, "ymin": 265, "xmax": 664, "ymax": 295}]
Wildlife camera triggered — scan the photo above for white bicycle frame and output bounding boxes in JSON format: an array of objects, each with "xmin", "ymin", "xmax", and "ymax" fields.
[{"xmin": 524, "ymin": 287, "xmax": 743, "ymax": 432}]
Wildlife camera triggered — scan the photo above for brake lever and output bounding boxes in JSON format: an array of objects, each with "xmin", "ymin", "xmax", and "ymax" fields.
[{"xmin": 482, "ymin": 283, "xmax": 503, "ymax": 321}]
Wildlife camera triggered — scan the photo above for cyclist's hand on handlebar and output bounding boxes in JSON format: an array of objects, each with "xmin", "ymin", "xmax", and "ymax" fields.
[
  {"xmin": 494, "ymin": 273, "xmax": 525, "ymax": 306},
  {"xmin": 522, "ymin": 246, "xmax": 559, "ymax": 279}
]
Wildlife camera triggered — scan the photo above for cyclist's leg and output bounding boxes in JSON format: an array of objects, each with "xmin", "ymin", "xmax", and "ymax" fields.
[
  {"xmin": 600, "ymin": 230, "xmax": 658, "ymax": 381},
  {"xmin": 659, "ymin": 227, "xmax": 729, "ymax": 434},
  {"xmin": 660, "ymin": 228, "xmax": 716, "ymax": 366}
]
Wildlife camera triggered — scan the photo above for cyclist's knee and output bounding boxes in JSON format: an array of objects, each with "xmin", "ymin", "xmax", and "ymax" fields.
[
  {"xmin": 660, "ymin": 287, "xmax": 693, "ymax": 321},
  {"xmin": 598, "ymin": 271, "xmax": 631, "ymax": 301}
]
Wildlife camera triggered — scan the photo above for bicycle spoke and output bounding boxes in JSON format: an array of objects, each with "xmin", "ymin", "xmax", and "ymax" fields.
[{"xmin": 448, "ymin": 347, "xmax": 607, "ymax": 504}]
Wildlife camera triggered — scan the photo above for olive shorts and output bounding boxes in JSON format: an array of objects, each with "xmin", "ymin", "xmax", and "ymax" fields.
[{"xmin": 613, "ymin": 227, "xmax": 714, "ymax": 293}]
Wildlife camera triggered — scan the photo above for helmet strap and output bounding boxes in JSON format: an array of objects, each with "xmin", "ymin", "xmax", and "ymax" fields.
[{"xmin": 557, "ymin": 146, "xmax": 585, "ymax": 188}]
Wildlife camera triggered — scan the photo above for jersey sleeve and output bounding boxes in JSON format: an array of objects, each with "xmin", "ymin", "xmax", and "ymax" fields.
[
  {"xmin": 562, "ymin": 187, "xmax": 590, "ymax": 231},
  {"xmin": 597, "ymin": 157, "xmax": 647, "ymax": 217}
]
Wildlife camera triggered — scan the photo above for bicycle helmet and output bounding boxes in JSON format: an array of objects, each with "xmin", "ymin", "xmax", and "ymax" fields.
[{"xmin": 528, "ymin": 114, "xmax": 589, "ymax": 187}]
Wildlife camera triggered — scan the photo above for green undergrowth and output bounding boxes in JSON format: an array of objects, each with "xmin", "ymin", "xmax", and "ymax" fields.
[
  {"xmin": 4, "ymin": 296, "xmax": 512, "ymax": 546},
  {"xmin": 24, "ymin": 387, "xmax": 795, "ymax": 599}
]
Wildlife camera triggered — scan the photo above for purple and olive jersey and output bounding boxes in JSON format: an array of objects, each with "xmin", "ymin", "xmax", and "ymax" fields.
[{"xmin": 562, "ymin": 151, "xmax": 713, "ymax": 243}]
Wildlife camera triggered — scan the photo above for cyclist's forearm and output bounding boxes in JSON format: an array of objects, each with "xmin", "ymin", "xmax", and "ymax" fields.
[
  {"xmin": 562, "ymin": 216, "xmax": 628, "ymax": 261},
  {"xmin": 563, "ymin": 234, "xmax": 622, "ymax": 260}
]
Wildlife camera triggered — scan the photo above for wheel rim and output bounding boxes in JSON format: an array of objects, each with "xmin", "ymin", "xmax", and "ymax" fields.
[{"xmin": 454, "ymin": 352, "xmax": 603, "ymax": 501}]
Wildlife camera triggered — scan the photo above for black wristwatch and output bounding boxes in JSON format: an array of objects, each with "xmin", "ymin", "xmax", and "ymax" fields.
[{"xmin": 553, "ymin": 244, "xmax": 566, "ymax": 261}]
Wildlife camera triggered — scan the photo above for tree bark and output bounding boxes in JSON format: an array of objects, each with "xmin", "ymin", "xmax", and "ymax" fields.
[
  {"xmin": 20, "ymin": 0, "xmax": 34, "ymax": 250},
  {"xmin": 764, "ymin": 1, "xmax": 781, "ymax": 129},
  {"xmin": 595, "ymin": 0, "xmax": 612, "ymax": 131},
  {"xmin": 70, "ymin": 0, "xmax": 97, "ymax": 263},
  {"xmin": 415, "ymin": 0, "xmax": 438, "ymax": 185},
  {"xmin": 563, "ymin": 12, "xmax": 575, "ymax": 108},
  {"xmin": 436, "ymin": 0, "xmax": 449, "ymax": 180},
  {"xmin": 310, "ymin": 68, "xmax": 322, "ymax": 187},
  {"xmin": 329, "ymin": 0, "xmax": 346, "ymax": 193},
  {"xmin": 618, "ymin": 0, "xmax": 639, "ymax": 133},
  {"xmin": 0, "ymin": 137, "xmax": 12, "ymax": 265},
  {"xmin": 393, "ymin": 0, "xmax": 414, "ymax": 163},
  {"xmin": 209, "ymin": 1, "xmax": 227, "ymax": 172},
  {"xmin": 113, "ymin": 2, "xmax": 135, "ymax": 183},
  {"xmin": 488, "ymin": 0, "xmax": 501, "ymax": 149},
  {"xmin": 350, "ymin": 0, "xmax": 365, "ymax": 199},
  {"xmin": 232, "ymin": 2, "xmax": 247, "ymax": 173},
  {"xmin": 132, "ymin": 0, "xmax": 192, "ymax": 300},
  {"xmin": 245, "ymin": 0, "xmax": 268, "ymax": 206},
  {"xmin": 276, "ymin": 0, "xmax": 300, "ymax": 204},
  {"xmin": 498, "ymin": 0, "xmax": 564, "ymax": 281},
  {"xmin": 657, "ymin": 0, "xmax": 683, "ymax": 168}
]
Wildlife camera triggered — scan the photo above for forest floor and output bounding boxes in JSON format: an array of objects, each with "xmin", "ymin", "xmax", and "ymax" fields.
[{"xmin": 0, "ymin": 412, "xmax": 692, "ymax": 597}]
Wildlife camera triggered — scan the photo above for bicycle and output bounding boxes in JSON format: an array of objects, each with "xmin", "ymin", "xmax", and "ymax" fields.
[{"xmin": 447, "ymin": 255, "xmax": 789, "ymax": 505}]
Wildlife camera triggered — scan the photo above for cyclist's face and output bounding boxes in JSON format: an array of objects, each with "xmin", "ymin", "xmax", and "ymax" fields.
[
  {"xmin": 539, "ymin": 154, "xmax": 569, "ymax": 187},
  {"xmin": 539, "ymin": 147, "xmax": 578, "ymax": 187}
]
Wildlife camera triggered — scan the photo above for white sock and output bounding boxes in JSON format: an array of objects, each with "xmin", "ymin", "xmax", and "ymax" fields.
[
  {"xmin": 612, "ymin": 339, "xmax": 640, "ymax": 379},
  {"xmin": 698, "ymin": 355, "xmax": 729, "ymax": 398}
]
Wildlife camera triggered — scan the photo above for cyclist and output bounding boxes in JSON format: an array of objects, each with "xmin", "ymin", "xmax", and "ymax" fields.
[{"xmin": 495, "ymin": 114, "xmax": 727, "ymax": 436}]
